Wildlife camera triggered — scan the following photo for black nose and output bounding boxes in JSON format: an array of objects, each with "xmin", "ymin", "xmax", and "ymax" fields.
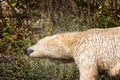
[{"xmin": 25, "ymin": 49, "xmax": 33, "ymax": 55}]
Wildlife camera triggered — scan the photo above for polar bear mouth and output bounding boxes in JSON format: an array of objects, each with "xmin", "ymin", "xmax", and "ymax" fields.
[
  {"xmin": 49, "ymin": 57, "xmax": 74, "ymax": 63},
  {"xmin": 34, "ymin": 55, "xmax": 74, "ymax": 63},
  {"xmin": 43, "ymin": 56, "xmax": 75, "ymax": 63}
]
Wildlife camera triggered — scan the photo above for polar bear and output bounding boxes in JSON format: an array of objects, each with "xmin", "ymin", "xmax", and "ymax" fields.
[{"xmin": 25, "ymin": 27, "xmax": 120, "ymax": 80}]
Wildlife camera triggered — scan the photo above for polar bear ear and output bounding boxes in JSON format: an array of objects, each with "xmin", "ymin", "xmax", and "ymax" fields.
[{"xmin": 25, "ymin": 49, "xmax": 34, "ymax": 56}]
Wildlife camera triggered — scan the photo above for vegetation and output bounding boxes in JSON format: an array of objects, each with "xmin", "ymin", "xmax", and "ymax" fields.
[{"xmin": 0, "ymin": 0, "xmax": 120, "ymax": 80}]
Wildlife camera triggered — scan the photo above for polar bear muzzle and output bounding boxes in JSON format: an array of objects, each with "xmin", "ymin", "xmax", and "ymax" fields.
[{"xmin": 25, "ymin": 49, "xmax": 34, "ymax": 56}]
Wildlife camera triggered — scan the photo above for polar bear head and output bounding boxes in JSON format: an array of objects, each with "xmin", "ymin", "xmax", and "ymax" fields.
[{"xmin": 25, "ymin": 33, "xmax": 79, "ymax": 63}]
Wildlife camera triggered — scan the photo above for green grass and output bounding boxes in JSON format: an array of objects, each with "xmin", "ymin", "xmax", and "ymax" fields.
[{"xmin": 28, "ymin": 59, "xmax": 79, "ymax": 80}]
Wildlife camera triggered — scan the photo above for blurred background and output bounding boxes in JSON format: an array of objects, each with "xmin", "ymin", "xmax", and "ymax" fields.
[{"xmin": 0, "ymin": 0, "xmax": 120, "ymax": 80}]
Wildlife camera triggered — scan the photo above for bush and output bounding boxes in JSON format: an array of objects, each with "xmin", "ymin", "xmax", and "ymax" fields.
[{"xmin": 0, "ymin": 14, "xmax": 32, "ymax": 80}]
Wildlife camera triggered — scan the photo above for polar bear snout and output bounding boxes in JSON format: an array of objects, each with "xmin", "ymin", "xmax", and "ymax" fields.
[{"xmin": 25, "ymin": 49, "xmax": 34, "ymax": 56}]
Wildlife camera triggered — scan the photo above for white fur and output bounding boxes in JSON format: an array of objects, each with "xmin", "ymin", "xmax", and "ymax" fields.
[{"xmin": 27, "ymin": 27, "xmax": 120, "ymax": 80}]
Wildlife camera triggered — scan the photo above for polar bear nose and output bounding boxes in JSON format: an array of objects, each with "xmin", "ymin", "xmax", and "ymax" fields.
[{"xmin": 25, "ymin": 49, "xmax": 33, "ymax": 55}]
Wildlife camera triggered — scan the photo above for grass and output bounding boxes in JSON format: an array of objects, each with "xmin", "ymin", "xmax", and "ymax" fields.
[{"xmin": 28, "ymin": 59, "xmax": 79, "ymax": 80}]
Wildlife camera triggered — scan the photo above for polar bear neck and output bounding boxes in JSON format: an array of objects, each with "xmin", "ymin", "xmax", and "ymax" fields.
[{"xmin": 41, "ymin": 32, "xmax": 82, "ymax": 60}]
